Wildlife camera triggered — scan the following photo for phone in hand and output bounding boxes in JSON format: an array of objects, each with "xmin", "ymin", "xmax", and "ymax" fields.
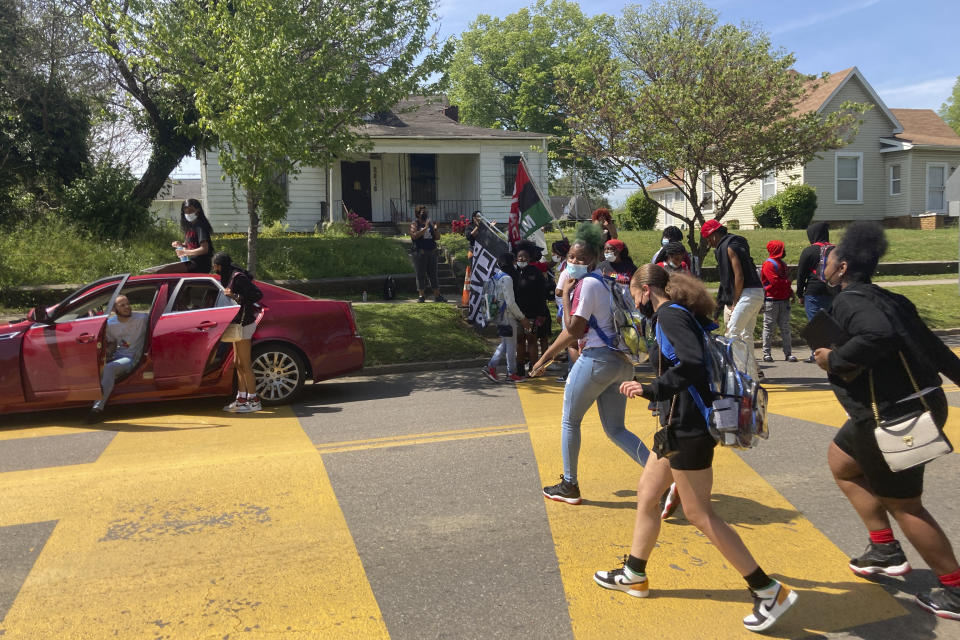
[{"xmin": 530, "ymin": 359, "xmax": 554, "ymax": 377}]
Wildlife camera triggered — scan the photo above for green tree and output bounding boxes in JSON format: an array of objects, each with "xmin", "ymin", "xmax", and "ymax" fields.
[
  {"xmin": 939, "ymin": 75, "xmax": 960, "ymax": 136},
  {"xmin": 448, "ymin": 0, "xmax": 620, "ymax": 200},
  {"xmin": 562, "ymin": 0, "xmax": 868, "ymax": 261},
  {"xmin": 143, "ymin": 0, "xmax": 448, "ymax": 273}
]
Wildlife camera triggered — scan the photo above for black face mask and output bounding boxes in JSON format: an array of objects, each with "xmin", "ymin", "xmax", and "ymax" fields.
[{"xmin": 639, "ymin": 299, "xmax": 655, "ymax": 318}]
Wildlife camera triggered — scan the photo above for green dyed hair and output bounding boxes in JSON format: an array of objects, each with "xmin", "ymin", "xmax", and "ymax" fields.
[{"xmin": 573, "ymin": 221, "xmax": 604, "ymax": 261}]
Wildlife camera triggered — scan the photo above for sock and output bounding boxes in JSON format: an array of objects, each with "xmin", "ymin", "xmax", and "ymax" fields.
[
  {"xmin": 869, "ymin": 528, "xmax": 896, "ymax": 544},
  {"xmin": 744, "ymin": 567, "xmax": 774, "ymax": 592},
  {"xmin": 238, "ymin": 392, "xmax": 248, "ymax": 399},
  {"xmin": 625, "ymin": 555, "xmax": 647, "ymax": 578},
  {"xmin": 939, "ymin": 568, "xmax": 960, "ymax": 588}
]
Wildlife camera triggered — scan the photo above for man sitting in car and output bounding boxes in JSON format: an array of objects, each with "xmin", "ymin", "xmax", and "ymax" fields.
[{"xmin": 88, "ymin": 295, "xmax": 148, "ymax": 422}]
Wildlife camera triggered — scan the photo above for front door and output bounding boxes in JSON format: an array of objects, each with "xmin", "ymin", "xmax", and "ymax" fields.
[{"xmin": 341, "ymin": 161, "xmax": 372, "ymax": 220}]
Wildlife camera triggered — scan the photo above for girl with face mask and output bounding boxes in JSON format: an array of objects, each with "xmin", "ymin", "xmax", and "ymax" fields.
[
  {"xmin": 482, "ymin": 253, "xmax": 533, "ymax": 383},
  {"xmin": 812, "ymin": 222, "xmax": 960, "ymax": 620},
  {"xmin": 172, "ymin": 199, "xmax": 215, "ymax": 273},
  {"xmin": 602, "ymin": 265, "xmax": 797, "ymax": 632},
  {"xmin": 530, "ymin": 222, "xmax": 647, "ymax": 505},
  {"xmin": 513, "ymin": 247, "xmax": 550, "ymax": 375},
  {"xmin": 600, "ymin": 239, "xmax": 637, "ymax": 285}
]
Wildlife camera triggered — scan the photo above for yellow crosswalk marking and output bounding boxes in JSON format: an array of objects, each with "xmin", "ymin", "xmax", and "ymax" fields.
[
  {"xmin": 516, "ymin": 381, "xmax": 905, "ymax": 638},
  {"xmin": 315, "ymin": 423, "xmax": 527, "ymax": 454},
  {"xmin": 0, "ymin": 409, "xmax": 387, "ymax": 638}
]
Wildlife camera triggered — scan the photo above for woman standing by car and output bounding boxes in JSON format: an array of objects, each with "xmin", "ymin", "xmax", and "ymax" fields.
[
  {"xmin": 213, "ymin": 252, "xmax": 262, "ymax": 413},
  {"xmin": 597, "ymin": 265, "xmax": 797, "ymax": 633},
  {"xmin": 813, "ymin": 222, "xmax": 960, "ymax": 620},
  {"xmin": 409, "ymin": 205, "xmax": 445, "ymax": 303},
  {"xmin": 172, "ymin": 199, "xmax": 215, "ymax": 273},
  {"xmin": 529, "ymin": 223, "xmax": 646, "ymax": 504}
]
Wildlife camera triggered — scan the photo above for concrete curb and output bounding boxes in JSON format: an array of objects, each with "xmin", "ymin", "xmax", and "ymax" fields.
[{"xmin": 352, "ymin": 329, "xmax": 960, "ymax": 377}]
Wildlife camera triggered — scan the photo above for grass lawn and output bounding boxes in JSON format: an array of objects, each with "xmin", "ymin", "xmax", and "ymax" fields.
[
  {"xmin": 542, "ymin": 227, "xmax": 959, "ymax": 267},
  {"xmin": 0, "ymin": 216, "xmax": 414, "ymax": 288},
  {"xmin": 353, "ymin": 302, "xmax": 490, "ymax": 366}
]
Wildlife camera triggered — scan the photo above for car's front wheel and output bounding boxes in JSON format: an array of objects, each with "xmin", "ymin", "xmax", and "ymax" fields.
[{"xmin": 252, "ymin": 343, "xmax": 306, "ymax": 405}]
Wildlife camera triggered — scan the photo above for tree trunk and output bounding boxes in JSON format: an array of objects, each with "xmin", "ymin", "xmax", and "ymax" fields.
[
  {"xmin": 130, "ymin": 130, "xmax": 197, "ymax": 207},
  {"xmin": 246, "ymin": 192, "xmax": 260, "ymax": 277}
]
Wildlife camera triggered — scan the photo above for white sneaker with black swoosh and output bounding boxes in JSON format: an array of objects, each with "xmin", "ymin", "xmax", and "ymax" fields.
[
  {"xmin": 743, "ymin": 580, "xmax": 797, "ymax": 632},
  {"xmin": 593, "ymin": 563, "xmax": 649, "ymax": 598}
]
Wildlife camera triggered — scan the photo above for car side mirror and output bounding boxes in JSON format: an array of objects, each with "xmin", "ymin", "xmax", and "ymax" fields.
[{"xmin": 28, "ymin": 306, "xmax": 51, "ymax": 324}]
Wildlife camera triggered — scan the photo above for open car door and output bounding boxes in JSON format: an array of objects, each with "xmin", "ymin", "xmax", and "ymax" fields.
[
  {"xmin": 20, "ymin": 275, "xmax": 128, "ymax": 402},
  {"xmin": 151, "ymin": 277, "xmax": 240, "ymax": 389}
]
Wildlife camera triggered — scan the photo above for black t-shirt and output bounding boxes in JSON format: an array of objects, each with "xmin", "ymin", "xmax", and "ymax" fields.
[
  {"xmin": 599, "ymin": 258, "xmax": 637, "ymax": 285},
  {"xmin": 513, "ymin": 265, "xmax": 549, "ymax": 318},
  {"xmin": 184, "ymin": 224, "xmax": 212, "ymax": 272},
  {"xmin": 413, "ymin": 222, "xmax": 438, "ymax": 251}
]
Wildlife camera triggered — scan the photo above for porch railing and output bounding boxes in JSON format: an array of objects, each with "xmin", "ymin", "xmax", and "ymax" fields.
[{"xmin": 389, "ymin": 199, "xmax": 481, "ymax": 224}]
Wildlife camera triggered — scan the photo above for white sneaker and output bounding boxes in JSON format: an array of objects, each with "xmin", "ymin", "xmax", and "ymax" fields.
[
  {"xmin": 224, "ymin": 398, "xmax": 246, "ymax": 412},
  {"xmin": 234, "ymin": 400, "xmax": 262, "ymax": 413},
  {"xmin": 743, "ymin": 581, "xmax": 797, "ymax": 632},
  {"xmin": 660, "ymin": 482, "xmax": 680, "ymax": 519}
]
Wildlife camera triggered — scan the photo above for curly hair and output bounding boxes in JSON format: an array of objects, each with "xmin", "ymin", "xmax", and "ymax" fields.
[
  {"xmin": 666, "ymin": 272, "xmax": 715, "ymax": 318},
  {"xmin": 661, "ymin": 225, "xmax": 683, "ymax": 243},
  {"xmin": 514, "ymin": 239, "xmax": 544, "ymax": 261},
  {"xmin": 572, "ymin": 221, "xmax": 604, "ymax": 261},
  {"xmin": 834, "ymin": 221, "xmax": 888, "ymax": 283},
  {"xmin": 591, "ymin": 207, "xmax": 612, "ymax": 223}
]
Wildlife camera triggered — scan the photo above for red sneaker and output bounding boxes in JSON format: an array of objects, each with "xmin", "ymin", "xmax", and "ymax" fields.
[
  {"xmin": 482, "ymin": 366, "xmax": 499, "ymax": 382},
  {"xmin": 507, "ymin": 373, "xmax": 527, "ymax": 383}
]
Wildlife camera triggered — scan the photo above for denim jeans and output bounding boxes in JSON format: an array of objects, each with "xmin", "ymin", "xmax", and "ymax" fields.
[
  {"xmin": 561, "ymin": 348, "xmax": 648, "ymax": 484},
  {"xmin": 100, "ymin": 356, "xmax": 135, "ymax": 404},
  {"xmin": 804, "ymin": 293, "xmax": 833, "ymax": 321},
  {"xmin": 488, "ymin": 323, "xmax": 518, "ymax": 375}
]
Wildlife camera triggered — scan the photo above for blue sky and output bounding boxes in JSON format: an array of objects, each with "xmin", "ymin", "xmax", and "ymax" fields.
[{"xmin": 173, "ymin": 0, "xmax": 960, "ymax": 204}]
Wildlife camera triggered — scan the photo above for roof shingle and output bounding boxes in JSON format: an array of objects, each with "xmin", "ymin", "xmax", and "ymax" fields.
[{"xmin": 890, "ymin": 108, "xmax": 960, "ymax": 148}]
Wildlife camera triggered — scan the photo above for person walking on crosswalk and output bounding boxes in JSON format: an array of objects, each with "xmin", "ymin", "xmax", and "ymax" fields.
[
  {"xmin": 813, "ymin": 222, "xmax": 960, "ymax": 621},
  {"xmin": 594, "ymin": 264, "xmax": 798, "ymax": 633}
]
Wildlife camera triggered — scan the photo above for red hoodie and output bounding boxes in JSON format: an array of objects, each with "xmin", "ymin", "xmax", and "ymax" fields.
[{"xmin": 761, "ymin": 240, "xmax": 793, "ymax": 300}]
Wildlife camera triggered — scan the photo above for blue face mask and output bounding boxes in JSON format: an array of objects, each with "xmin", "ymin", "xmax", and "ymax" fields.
[
  {"xmin": 661, "ymin": 238, "xmax": 670, "ymax": 246},
  {"xmin": 566, "ymin": 263, "xmax": 589, "ymax": 280}
]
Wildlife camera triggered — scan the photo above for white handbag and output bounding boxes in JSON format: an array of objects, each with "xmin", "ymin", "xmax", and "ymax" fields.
[{"xmin": 870, "ymin": 353, "xmax": 952, "ymax": 472}]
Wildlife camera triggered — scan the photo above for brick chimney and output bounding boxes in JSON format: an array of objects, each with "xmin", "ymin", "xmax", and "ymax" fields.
[{"xmin": 443, "ymin": 104, "xmax": 459, "ymax": 122}]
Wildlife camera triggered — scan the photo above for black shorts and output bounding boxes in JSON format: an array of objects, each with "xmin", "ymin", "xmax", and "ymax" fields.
[
  {"xmin": 832, "ymin": 389, "xmax": 948, "ymax": 499},
  {"xmin": 669, "ymin": 432, "xmax": 717, "ymax": 471},
  {"xmin": 524, "ymin": 316, "xmax": 551, "ymax": 340}
]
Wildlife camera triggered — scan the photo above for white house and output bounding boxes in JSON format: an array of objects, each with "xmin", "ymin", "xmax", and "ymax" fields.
[
  {"xmin": 199, "ymin": 96, "xmax": 550, "ymax": 232},
  {"xmin": 646, "ymin": 67, "xmax": 960, "ymax": 230}
]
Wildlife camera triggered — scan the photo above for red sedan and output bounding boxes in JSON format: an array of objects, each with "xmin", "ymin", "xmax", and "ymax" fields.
[{"xmin": 0, "ymin": 273, "xmax": 364, "ymax": 415}]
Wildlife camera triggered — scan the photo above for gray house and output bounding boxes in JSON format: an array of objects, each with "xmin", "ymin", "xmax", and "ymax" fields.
[{"xmin": 199, "ymin": 97, "xmax": 550, "ymax": 232}]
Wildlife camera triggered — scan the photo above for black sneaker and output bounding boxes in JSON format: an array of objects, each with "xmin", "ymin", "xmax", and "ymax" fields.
[
  {"xmin": 543, "ymin": 475, "xmax": 581, "ymax": 505},
  {"xmin": 762, "ymin": 354, "xmax": 774, "ymax": 362},
  {"xmin": 743, "ymin": 581, "xmax": 798, "ymax": 632},
  {"xmin": 434, "ymin": 294, "xmax": 447, "ymax": 303},
  {"xmin": 594, "ymin": 558, "xmax": 649, "ymax": 598},
  {"xmin": 848, "ymin": 540, "xmax": 911, "ymax": 577},
  {"xmin": 804, "ymin": 354, "xmax": 816, "ymax": 363},
  {"xmin": 916, "ymin": 585, "xmax": 960, "ymax": 621}
]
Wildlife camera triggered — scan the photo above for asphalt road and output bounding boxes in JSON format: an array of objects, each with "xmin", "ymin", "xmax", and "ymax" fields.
[{"xmin": 2, "ymin": 340, "xmax": 960, "ymax": 639}]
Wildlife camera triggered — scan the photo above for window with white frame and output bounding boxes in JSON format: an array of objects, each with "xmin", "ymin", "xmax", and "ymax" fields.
[
  {"xmin": 700, "ymin": 172, "xmax": 714, "ymax": 211},
  {"xmin": 835, "ymin": 152, "xmax": 862, "ymax": 203},
  {"xmin": 761, "ymin": 169, "xmax": 776, "ymax": 200},
  {"xmin": 926, "ymin": 162, "xmax": 947, "ymax": 212},
  {"xmin": 890, "ymin": 165, "xmax": 901, "ymax": 195}
]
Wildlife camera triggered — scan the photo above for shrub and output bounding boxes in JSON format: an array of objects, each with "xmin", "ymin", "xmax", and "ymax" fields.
[
  {"xmin": 61, "ymin": 161, "xmax": 152, "ymax": 239},
  {"xmin": 346, "ymin": 211, "xmax": 373, "ymax": 236},
  {"xmin": 622, "ymin": 191, "xmax": 658, "ymax": 230},
  {"xmin": 752, "ymin": 197, "xmax": 782, "ymax": 228},
  {"xmin": 751, "ymin": 184, "xmax": 817, "ymax": 230},
  {"xmin": 777, "ymin": 184, "xmax": 818, "ymax": 229}
]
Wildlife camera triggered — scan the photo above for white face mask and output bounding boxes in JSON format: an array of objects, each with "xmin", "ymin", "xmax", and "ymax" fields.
[
  {"xmin": 552, "ymin": 254, "xmax": 561, "ymax": 263},
  {"xmin": 185, "ymin": 212, "xmax": 198, "ymax": 223},
  {"xmin": 604, "ymin": 251, "xmax": 616, "ymax": 262},
  {"xmin": 516, "ymin": 261, "xmax": 529, "ymax": 270},
  {"xmin": 661, "ymin": 238, "xmax": 670, "ymax": 246}
]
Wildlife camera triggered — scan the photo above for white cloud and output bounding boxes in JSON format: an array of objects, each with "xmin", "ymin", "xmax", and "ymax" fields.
[
  {"xmin": 770, "ymin": 0, "xmax": 880, "ymax": 35},
  {"xmin": 876, "ymin": 76, "xmax": 957, "ymax": 111}
]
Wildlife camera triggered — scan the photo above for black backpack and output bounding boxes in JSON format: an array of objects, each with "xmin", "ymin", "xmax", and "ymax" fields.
[{"xmin": 383, "ymin": 275, "xmax": 397, "ymax": 300}]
